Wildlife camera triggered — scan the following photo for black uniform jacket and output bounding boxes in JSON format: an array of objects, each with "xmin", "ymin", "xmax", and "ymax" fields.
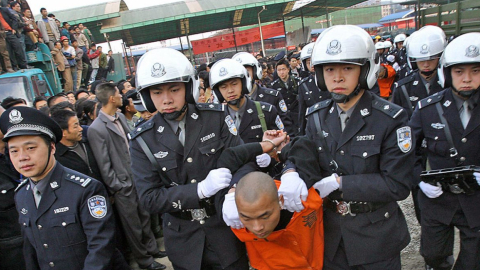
[
  {"xmin": 286, "ymin": 91, "xmax": 414, "ymax": 265},
  {"xmin": 129, "ymin": 103, "xmax": 247, "ymax": 270},
  {"xmin": 270, "ymin": 76, "xmax": 301, "ymax": 133},
  {"xmin": 231, "ymin": 98, "xmax": 282, "ymax": 143},
  {"xmin": 298, "ymin": 74, "xmax": 331, "ymax": 135},
  {"xmin": 55, "ymin": 140, "xmax": 103, "ymax": 184},
  {"xmin": 250, "ymin": 83, "xmax": 295, "ymax": 135},
  {"xmin": 392, "ymin": 71, "xmax": 444, "ymax": 118},
  {"xmin": 409, "ymin": 89, "xmax": 480, "ymax": 228},
  {"xmin": 15, "ymin": 163, "xmax": 115, "ymax": 270}
]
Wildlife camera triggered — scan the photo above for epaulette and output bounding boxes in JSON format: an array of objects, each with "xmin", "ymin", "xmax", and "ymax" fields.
[
  {"xmin": 196, "ymin": 103, "xmax": 225, "ymax": 112},
  {"xmin": 15, "ymin": 179, "xmax": 28, "ymax": 192},
  {"xmin": 264, "ymin": 89, "xmax": 279, "ymax": 97},
  {"xmin": 395, "ymin": 73, "xmax": 415, "ymax": 87},
  {"xmin": 129, "ymin": 121, "xmax": 154, "ymax": 140},
  {"xmin": 258, "ymin": 102, "xmax": 273, "ymax": 113},
  {"xmin": 65, "ymin": 173, "xmax": 92, "ymax": 187},
  {"xmin": 418, "ymin": 92, "xmax": 444, "ymax": 110},
  {"xmin": 371, "ymin": 98, "xmax": 404, "ymax": 119},
  {"xmin": 270, "ymin": 79, "xmax": 280, "ymax": 86},
  {"xmin": 306, "ymin": 99, "xmax": 332, "ymax": 116},
  {"xmin": 299, "ymin": 76, "xmax": 311, "ymax": 85}
]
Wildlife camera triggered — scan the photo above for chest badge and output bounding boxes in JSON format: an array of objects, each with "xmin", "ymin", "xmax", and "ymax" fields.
[
  {"xmin": 413, "ymin": 81, "xmax": 418, "ymax": 86},
  {"xmin": 360, "ymin": 109, "xmax": 369, "ymax": 117},
  {"xmin": 21, "ymin": 208, "xmax": 28, "ymax": 215},
  {"xmin": 431, "ymin": 123, "xmax": 445, "ymax": 129},
  {"xmin": 50, "ymin": 181, "xmax": 59, "ymax": 189},
  {"xmin": 154, "ymin": 151, "xmax": 168, "ymax": 159},
  {"xmin": 259, "ymin": 94, "xmax": 264, "ymax": 98},
  {"xmin": 247, "ymin": 109, "xmax": 253, "ymax": 114},
  {"xmin": 443, "ymin": 100, "xmax": 451, "ymax": 107},
  {"xmin": 157, "ymin": 126, "xmax": 164, "ymax": 133},
  {"xmin": 191, "ymin": 113, "xmax": 198, "ymax": 120}
]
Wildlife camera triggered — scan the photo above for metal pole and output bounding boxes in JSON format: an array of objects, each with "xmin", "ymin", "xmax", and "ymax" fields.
[
  {"xmin": 325, "ymin": 0, "xmax": 330, "ymax": 27},
  {"xmin": 129, "ymin": 47, "xmax": 136, "ymax": 71},
  {"xmin": 182, "ymin": 20, "xmax": 195, "ymax": 65},
  {"xmin": 283, "ymin": 16, "xmax": 287, "ymax": 49},
  {"xmin": 122, "ymin": 42, "xmax": 131, "ymax": 76},
  {"xmin": 257, "ymin": 5, "xmax": 266, "ymax": 58},
  {"xmin": 232, "ymin": 27, "xmax": 238, "ymax": 53},
  {"xmin": 179, "ymin": 37, "xmax": 184, "ymax": 52},
  {"xmin": 415, "ymin": 0, "xmax": 420, "ymax": 30},
  {"xmin": 103, "ymin": 33, "xmax": 112, "ymax": 52},
  {"xmin": 301, "ymin": 9, "xmax": 306, "ymax": 43}
]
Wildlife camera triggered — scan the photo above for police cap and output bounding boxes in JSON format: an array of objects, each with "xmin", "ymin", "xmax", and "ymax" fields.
[{"xmin": 0, "ymin": 106, "xmax": 63, "ymax": 143}]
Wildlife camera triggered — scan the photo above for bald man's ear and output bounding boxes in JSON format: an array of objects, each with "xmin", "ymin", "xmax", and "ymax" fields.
[{"xmin": 278, "ymin": 194, "xmax": 284, "ymax": 209}]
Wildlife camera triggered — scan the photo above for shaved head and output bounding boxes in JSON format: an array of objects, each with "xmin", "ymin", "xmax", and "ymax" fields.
[
  {"xmin": 236, "ymin": 172, "xmax": 278, "ymax": 204},
  {"xmin": 235, "ymin": 172, "xmax": 281, "ymax": 239}
]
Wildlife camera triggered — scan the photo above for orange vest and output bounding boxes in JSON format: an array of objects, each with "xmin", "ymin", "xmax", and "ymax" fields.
[
  {"xmin": 378, "ymin": 63, "xmax": 396, "ymax": 98},
  {"xmin": 232, "ymin": 181, "xmax": 324, "ymax": 270}
]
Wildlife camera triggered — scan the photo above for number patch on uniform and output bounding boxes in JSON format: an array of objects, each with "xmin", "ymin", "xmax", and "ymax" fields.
[
  {"xmin": 396, "ymin": 126, "xmax": 412, "ymax": 153},
  {"xmin": 88, "ymin": 195, "xmax": 107, "ymax": 219},
  {"xmin": 275, "ymin": 115, "xmax": 284, "ymax": 130},
  {"xmin": 279, "ymin": 99, "xmax": 288, "ymax": 112},
  {"xmin": 225, "ymin": 115, "xmax": 238, "ymax": 136}
]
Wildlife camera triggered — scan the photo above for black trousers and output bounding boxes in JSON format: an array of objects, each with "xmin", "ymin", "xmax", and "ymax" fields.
[
  {"xmin": 0, "ymin": 235, "xmax": 26, "ymax": 270},
  {"xmin": 5, "ymin": 32, "xmax": 27, "ymax": 69},
  {"xmin": 421, "ymin": 206, "xmax": 480, "ymax": 270},
  {"xmin": 200, "ymin": 240, "xmax": 249, "ymax": 270},
  {"xmin": 323, "ymin": 239, "xmax": 401, "ymax": 270}
]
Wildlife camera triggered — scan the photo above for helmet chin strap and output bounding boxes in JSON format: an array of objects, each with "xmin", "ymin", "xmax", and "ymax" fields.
[
  {"xmin": 227, "ymin": 94, "xmax": 245, "ymax": 108},
  {"xmin": 331, "ymin": 84, "xmax": 362, "ymax": 104},
  {"xmin": 162, "ymin": 104, "xmax": 188, "ymax": 120},
  {"xmin": 420, "ymin": 69, "xmax": 436, "ymax": 77},
  {"xmin": 451, "ymin": 85, "xmax": 480, "ymax": 99}
]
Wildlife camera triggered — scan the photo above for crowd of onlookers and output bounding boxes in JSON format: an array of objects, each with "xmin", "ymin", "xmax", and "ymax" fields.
[{"xmin": 0, "ymin": 1, "xmax": 115, "ymax": 92}]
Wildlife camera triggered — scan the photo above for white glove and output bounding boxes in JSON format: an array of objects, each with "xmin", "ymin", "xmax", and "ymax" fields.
[
  {"xmin": 386, "ymin": 54, "xmax": 396, "ymax": 63},
  {"xmin": 256, "ymin": 153, "xmax": 272, "ymax": 168},
  {"xmin": 474, "ymin": 172, "xmax": 480, "ymax": 186},
  {"xmin": 419, "ymin": 181, "xmax": 443, "ymax": 198},
  {"xmin": 197, "ymin": 168, "xmax": 232, "ymax": 199},
  {"xmin": 393, "ymin": 62, "xmax": 400, "ymax": 71},
  {"xmin": 222, "ymin": 193, "xmax": 244, "ymax": 229},
  {"xmin": 313, "ymin": 174, "xmax": 340, "ymax": 198},
  {"xmin": 279, "ymin": 172, "xmax": 308, "ymax": 212}
]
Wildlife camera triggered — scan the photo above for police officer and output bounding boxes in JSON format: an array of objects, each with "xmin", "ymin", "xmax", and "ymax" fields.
[
  {"xmin": 0, "ymin": 106, "xmax": 116, "ymax": 270},
  {"xmin": 231, "ymin": 52, "xmax": 295, "ymax": 135},
  {"xmin": 409, "ymin": 32, "xmax": 480, "ymax": 270},
  {"xmin": 209, "ymin": 58, "xmax": 284, "ymax": 144},
  {"xmin": 287, "ymin": 25, "xmax": 414, "ymax": 269},
  {"xmin": 298, "ymin": 42, "xmax": 331, "ymax": 135},
  {"xmin": 392, "ymin": 25, "xmax": 446, "ymax": 118},
  {"xmin": 270, "ymin": 59, "xmax": 301, "ymax": 135},
  {"xmin": 129, "ymin": 48, "xmax": 249, "ymax": 270},
  {"xmin": 391, "ymin": 33, "xmax": 407, "ymax": 66}
]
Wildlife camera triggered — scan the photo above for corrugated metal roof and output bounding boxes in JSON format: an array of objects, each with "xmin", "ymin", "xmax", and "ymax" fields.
[
  {"xmin": 378, "ymin": 10, "xmax": 414, "ymax": 23},
  {"xmin": 34, "ymin": 1, "xmax": 128, "ymax": 25},
  {"xmin": 284, "ymin": 0, "xmax": 366, "ymax": 18}
]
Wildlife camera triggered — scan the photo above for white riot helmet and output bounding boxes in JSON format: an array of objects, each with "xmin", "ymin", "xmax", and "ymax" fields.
[
  {"xmin": 438, "ymin": 32, "xmax": 480, "ymax": 97},
  {"xmin": 209, "ymin": 58, "xmax": 252, "ymax": 104},
  {"xmin": 232, "ymin": 52, "xmax": 263, "ymax": 80},
  {"xmin": 300, "ymin": 42, "xmax": 315, "ymax": 70},
  {"xmin": 135, "ymin": 48, "xmax": 199, "ymax": 113},
  {"xmin": 394, "ymin": 34, "xmax": 406, "ymax": 45},
  {"xmin": 384, "ymin": 40, "xmax": 393, "ymax": 50},
  {"xmin": 311, "ymin": 25, "xmax": 380, "ymax": 103},
  {"xmin": 375, "ymin": 41, "xmax": 386, "ymax": 50},
  {"xmin": 407, "ymin": 25, "xmax": 446, "ymax": 70}
]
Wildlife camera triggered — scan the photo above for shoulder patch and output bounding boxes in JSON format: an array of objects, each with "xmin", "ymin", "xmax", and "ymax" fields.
[
  {"xmin": 15, "ymin": 179, "xmax": 29, "ymax": 192},
  {"xmin": 306, "ymin": 99, "xmax": 332, "ymax": 116},
  {"xmin": 196, "ymin": 103, "xmax": 225, "ymax": 112},
  {"xmin": 396, "ymin": 73, "xmax": 415, "ymax": 87},
  {"xmin": 418, "ymin": 93, "xmax": 444, "ymax": 110},
  {"xmin": 129, "ymin": 120, "xmax": 154, "ymax": 140},
  {"xmin": 264, "ymin": 89, "xmax": 279, "ymax": 97},
  {"xmin": 259, "ymin": 102, "xmax": 273, "ymax": 113},
  {"xmin": 270, "ymin": 79, "xmax": 280, "ymax": 86},
  {"xmin": 371, "ymin": 97, "xmax": 404, "ymax": 119},
  {"xmin": 65, "ymin": 173, "xmax": 92, "ymax": 187}
]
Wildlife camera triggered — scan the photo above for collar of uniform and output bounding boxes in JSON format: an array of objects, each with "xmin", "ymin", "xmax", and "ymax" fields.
[
  {"xmin": 227, "ymin": 97, "xmax": 248, "ymax": 120},
  {"xmin": 451, "ymin": 88, "xmax": 480, "ymax": 111},
  {"xmin": 29, "ymin": 162, "xmax": 57, "ymax": 194},
  {"xmin": 164, "ymin": 113, "xmax": 186, "ymax": 135},
  {"xmin": 249, "ymin": 84, "xmax": 259, "ymax": 100},
  {"xmin": 335, "ymin": 97, "xmax": 360, "ymax": 119},
  {"xmin": 418, "ymin": 72, "xmax": 437, "ymax": 87}
]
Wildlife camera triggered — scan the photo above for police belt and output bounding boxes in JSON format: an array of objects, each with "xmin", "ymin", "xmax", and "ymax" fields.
[
  {"xmin": 170, "ymin": 200, "xmax": 216, "ymax": 222},
  {"xmin": 324, "ymin": 198, "xmax": 386, "ymax": 216}
]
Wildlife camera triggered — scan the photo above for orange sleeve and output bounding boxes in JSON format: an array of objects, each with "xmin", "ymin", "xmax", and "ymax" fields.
[{"xmin": 0, "ymin": 12, "xmax": 12, "ymax": 31}]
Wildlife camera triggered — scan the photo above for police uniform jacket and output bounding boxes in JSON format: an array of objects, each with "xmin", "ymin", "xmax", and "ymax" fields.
[
  {"xmin": 396, "ymin": 63, "xmax": 413, "ymax": 81},
  {"xmin": 270, "ymin": 76, "xmax": 301, "ymax": 132},
  {"xmin": 55, "ymin": 141, "xmax": 103, "ymax": 184},
  {"xmin": 294, "ymin": 90, "xmax": 414, "ymax": 266},
  {"xmin": 129, "ymin": 103, "xmax": 247, "ymax": 270},
  {"xmin": 15, "ymin": 163, "xmax": 115, "ymax": 270},
  {"xmin": 250, "ymin": 83, "xmax": 295, "ymax": 135},
  {"xmin": 392, "ymin": 71, "xmax": 444, "ymax": 118},
  {"xmin": 389, "ymin": 47, "xmax": 407, "ymax": 67},
  {"xmin": 409, "ymin": 89, "xmax": 480, "ymax": 228},
  {"xmin": 231, "ymin": 98, "xmax": 283, "ymax": 143},
  {"xmin": 298, "ymin": 74, "xmax": 331, "ymax": 135}
]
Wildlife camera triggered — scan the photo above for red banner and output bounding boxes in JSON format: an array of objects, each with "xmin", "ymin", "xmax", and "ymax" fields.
[{"xmin": 191, "ymin": 22, "xmax": 284, "ymax": 55}]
